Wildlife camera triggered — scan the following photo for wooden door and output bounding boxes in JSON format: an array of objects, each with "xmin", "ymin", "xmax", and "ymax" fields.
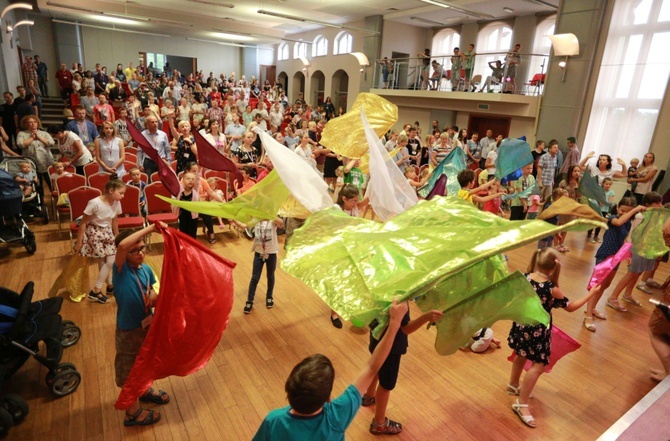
[
  {"xmin": 261, "ymin": 65, "xmax": 276, "ymax": 85},
  {"xmin": 467, "ymin": 115, "xmax": 511, "ymax": 139}
]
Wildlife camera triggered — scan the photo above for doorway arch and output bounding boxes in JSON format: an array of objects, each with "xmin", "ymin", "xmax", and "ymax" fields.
[
  {"xmin": 310, "ymin": 70, "xmax": 325, "ymax": 107},
  {"xmin": 331, "ymin": 69, "xmax": 349, "ymax": 112},
  {"xmin": 292, "ymin": 71, "xmax": 305, "ymax": 103},
  {"xmin": 277, "ymin": 71, "xmax": 288, "ymax": 94}
]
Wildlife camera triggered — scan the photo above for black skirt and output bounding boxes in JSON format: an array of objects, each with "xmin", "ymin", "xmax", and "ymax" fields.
[{"xmin": 324, "ymin": 156, "xmax": 342, "ymax": 178}]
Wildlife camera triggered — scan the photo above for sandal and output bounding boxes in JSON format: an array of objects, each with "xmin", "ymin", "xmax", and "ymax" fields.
[
  {"xmin": 622, "ymin": 296, "xmax": 642, "ymax": 307},
  {"xmin": 505, "ymin": 384, "xmax": 533, "ymax": 398},
  {"xmin": 139, "ymin": 387, "xmax": 170, "ymax": 405},
  {"xmin": 361, "ymin": 394, "xmax": 376, "ymax": 407},
  {"xmin": 369, "ymin": 417, "xmax": 403, "ymax": 435},
  {"xmin": 606, "ymin": 299, "xmax": 628, "ymax": 312},
  {"xmin": 124, "ymin": 407, "xmax": 161, "ymax": 426},
  {"xmin": 512, "ymin": 400, "xmax": 536, "ymax": 428},
  {"xmin": 583, "ymin": 317, "xmax": 596, "ymax": 332},
  {"xmin": 208, "ymin": 233, "xmax": 216, "ymax": 244},
  {"xmin": 591, "ymin": 310, "xmax": 607, "ymax": 320}
]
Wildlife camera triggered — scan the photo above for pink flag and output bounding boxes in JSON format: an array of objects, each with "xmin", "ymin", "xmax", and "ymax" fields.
[
  {"xmin": 587, "ymin": 242, "xmax": 632, "ymax": 290},
  {"xmin": 507, "ymin": 325, "xmax": 581, "ymax": 373},
  {"xmin": 115, "ymin": 228, "xmax": 236, "ymax": 409}
]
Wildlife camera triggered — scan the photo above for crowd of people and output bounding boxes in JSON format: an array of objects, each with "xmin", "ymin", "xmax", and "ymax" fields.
[{"xmin": 2, "ymin": 59, "xmax": 669, "ymax": 438}]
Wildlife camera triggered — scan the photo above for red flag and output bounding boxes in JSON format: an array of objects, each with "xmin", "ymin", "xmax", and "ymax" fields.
[
  {"xmin": 507, "ymin": 325, "xmax": 581, "ymax": 373},
  {"xmin": 126, "ymin": 121, "xmax": 181, "ymax": 196},
  {"xmin": 192, "ymin": 129, "xmax": 244, "ymax": 187},
  {"xmin": 114, "ymin": 227, "xmax": 236, "ymax": 410}
]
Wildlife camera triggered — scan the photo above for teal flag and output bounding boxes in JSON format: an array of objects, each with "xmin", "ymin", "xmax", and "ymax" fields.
[
  {"xmin": 502, "ymin": 182, "xmax": 538, "ymax": 201},
  {"xmin": 578, "ymin": 169, "xmax": 607, "ymax": 206},
  {"xmin": 417, "ymin": 147, "xmax": 466, "ymax": 198},
  {"xmin": 632, "ymin": 208, "xmax": 670, "ymax": 258},
  {"xmin": 494, "ymin": 138, "xmax": 534, "ymax": 180}
]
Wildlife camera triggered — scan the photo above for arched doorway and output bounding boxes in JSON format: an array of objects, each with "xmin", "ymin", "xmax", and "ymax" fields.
[
  {"xmin": 292, "ymin": 71, "xmax": 305, "ymax": 103},
  {"xmin": 277, "ymin": 71, "xmax": 288, "ymax": 94},
  {"xmin": 331, "ymin": 69, "xmax": 349, "ymax": 112},
  {"xmin": 310, "ymin": 70, "xmax": 325, "ymax": 107}
]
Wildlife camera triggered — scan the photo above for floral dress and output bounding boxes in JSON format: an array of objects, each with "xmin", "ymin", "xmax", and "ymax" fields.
[{"xmin": 507, "ymin": 274, "xmax": 569, "ymax": 365}]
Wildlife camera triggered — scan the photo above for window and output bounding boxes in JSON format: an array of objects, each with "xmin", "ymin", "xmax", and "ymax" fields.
[
  {"xmin": 528, "ymin": 17, "xmax": 556, "ymax": 78},
  {"xmin": 293, "ymin": 42, "xmax": 307, "ymax": 60},
  {"xmin": 334, "ymin": 31, "xmax": 353, "ymax": 55},
  {"xmin": 583, "ymin": 0, "xmax": 670, "ymax": 163},
  {"xmin": 278, "ymin": 42, "xmax": 289, "ymax": 61},
  {"xmin": 431, "ymin": 28, "xmax": 460, "ymax": 64},
  {"xmin": 473, "ymin": 24, "xmax": 513, "ymax": 83},
  {"xmin": 312, "ymin": 35, "xmax": 328, "ymax": 57},
  {"xmin": 146, "ymin": 53, "xmax": 166, "ymax": 71}
]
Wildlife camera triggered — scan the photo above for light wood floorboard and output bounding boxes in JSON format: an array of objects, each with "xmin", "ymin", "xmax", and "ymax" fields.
[{"xmin": 1, "ymin": 214, "xmax": 666, "ymax": 440}]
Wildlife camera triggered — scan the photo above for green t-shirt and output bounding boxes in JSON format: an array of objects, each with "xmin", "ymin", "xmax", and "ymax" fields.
[{"xmin": 344, "ymin": 167, "xmax": 365, "ymax": 193}]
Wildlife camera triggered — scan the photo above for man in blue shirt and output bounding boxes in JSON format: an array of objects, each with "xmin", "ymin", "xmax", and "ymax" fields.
[
  {"xmin": 66, "ymin": 106, "xmax": 99, "ymax": 146},
  {"xmin": 253, "ymin": 299, "xmax": 408, "ymax": 440},
  {"xmin": 137, "ymin": 115, "xmax": 171, "ymax": 179}
]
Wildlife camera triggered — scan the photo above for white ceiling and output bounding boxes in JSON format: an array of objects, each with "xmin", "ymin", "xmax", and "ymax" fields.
[{"xmin": 36, "ymin": 0, "xmax": 559, "ymax": 44}]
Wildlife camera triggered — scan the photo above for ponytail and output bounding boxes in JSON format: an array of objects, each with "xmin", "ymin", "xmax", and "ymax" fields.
[{"xmin": 105, "ymin": 173, "xmax": 126, "ymax": 193}]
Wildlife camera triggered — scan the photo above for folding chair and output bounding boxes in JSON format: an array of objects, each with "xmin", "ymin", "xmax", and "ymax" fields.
[
  {"xmin": 124, "ymin": 152, "xmax": 138, "ymax": 163},
  {"xmin": 55, "ymin": 174, "xmax": 86, "ymax": 231},
  {"xmin": 68, "ymin": 186, "xmax": 102, "ymax": 249},
  {"xmin": 121, "ymin": 172, "xmax": 148, "ymax": 184},
  {"xmin": 204, "ymin": 170, "xmax": 229, "ymax": 180},
  {"xmin": 145, "ymin": 183, "xmax": 179, "ymax": 226},
  {"xmin": 210, "ymin": 177, "xmax": 229, "ymax": 202},
  {"xmin": 123, "ymin": 160, "xmax": 137, "ymax": 172},
  {"xmin": 125, "ymin": 146, "xmax": 138, "ymax": 155},
  {"xmin": 48, "ymin": 164, "xmax": 76, "ymax": 215},
  {"xmin": 116, "ymin": 185, "xmax": 145, "ymax": 231},
  {"xmin": 87, "ymin": 172, "xmax": 110, "ymax": 194},
  {"xmin": 149, "ymin": 172, "xmax": 161, "ymax": 183}
]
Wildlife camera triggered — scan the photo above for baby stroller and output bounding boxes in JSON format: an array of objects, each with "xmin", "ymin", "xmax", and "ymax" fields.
[
  {"xmin": 0, "ymin": 282, "xmax": 82, "ymax": 400},
  {"xmin": 0, "ymin": 169, "xmax": 36, "ymax": 255},
  {"xmin": 0, "ymin": 157, "xmax": 49, "ymax": 225}
]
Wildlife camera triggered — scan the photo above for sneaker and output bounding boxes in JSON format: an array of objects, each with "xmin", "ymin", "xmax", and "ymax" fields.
[
  {"xmin": 244, "ymin": 227, "xmax": 254, "ymax": 239},
  {"xmin": 88, "ymin": 291, "xmax": 108, "ymax": 304},
  {"xmin": 243, "ymin": 301, "xmax": 253, "ymax": 314},
  {"xmin": 266, "ymin": 298, "xmax": 274, "ymax": 309},
  {"xmin": 369, "ymin": 417, "xmax": 403, "ymax": 435},
  {"xmin": 637, "ymin": 284, "xmax": 653, "ymax": 294},
  {"xmin": 646, "ymin": 280, "xmax": 662, "ymax": 289},
  {"xmin": 330, "ymin": 316, "xmax": 343, "ymax": 329}
]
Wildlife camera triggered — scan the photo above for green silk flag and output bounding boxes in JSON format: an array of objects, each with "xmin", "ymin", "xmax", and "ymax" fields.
[
  {"xmin": 631, "ymin": 208, "xmax": 670, "ymax": 258},
  {"xmin": 502, "ymin": 182, "xmax": 538, "ymax": 202},
  {"xmin": 494, "ymin": 138, "xmax": 534, "ymax": 180},
  {"xmin": 157, "ymin": 170, "xmax": 290, "ymax": 225},
  {"xmin": 417, "ymin": 147, "xmax": 466, "ymax": 198},
  {"xmin": 433, "ymin": 271, "xmax": 549, "ymax": 355},
  {"xmin": 282, "ymin": 197, "xmax": 605, "ymax": 348},
  {"xmin": 578, "ymin": 169, "xmax": 607, "ymax": 205}
]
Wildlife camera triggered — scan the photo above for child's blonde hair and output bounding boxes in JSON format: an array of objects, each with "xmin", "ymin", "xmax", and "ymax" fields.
[
  {"xmin": 206, "ymin": 177, "xmax": 217, "ymax": 188},
  {"xmin": 630, "ymin": 157, "xmax": 639, "ymax": 165},
  {"xmin": 335, "ymin": 166, "xmax": 344, "ymax": 177},
  {"xmin": 551, "ymin": 188, "xmax": 565, "ymax": 202},
  {"xmin": 53, "ymin": 161, "xmax": 64, "ymax": 169},
  {"xmin": 528, "ymin": 248, "xmax": 561, "ymax": 286},
  {"xmin": 397, "ymin": 134, "xmax": 408, "ymax": 143},
  {"xmin": 420, "ymin": 168, "xmax": 430, "ymax": 179}
]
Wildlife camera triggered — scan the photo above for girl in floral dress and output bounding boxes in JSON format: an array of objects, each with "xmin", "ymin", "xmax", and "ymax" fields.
[{"xmin": 507, "ymin": 248, "xmax": 599, "ymax": 428}]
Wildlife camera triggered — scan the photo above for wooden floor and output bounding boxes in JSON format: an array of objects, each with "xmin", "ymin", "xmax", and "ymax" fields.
[{"xmin": 1, "ymin": 211, "xmax": 667, "ymax": 441}]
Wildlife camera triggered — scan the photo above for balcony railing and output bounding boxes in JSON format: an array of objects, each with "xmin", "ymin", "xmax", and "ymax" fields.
[{"xmin": 372, "ymin": 52, "xmax": 549, "ymax": 96}]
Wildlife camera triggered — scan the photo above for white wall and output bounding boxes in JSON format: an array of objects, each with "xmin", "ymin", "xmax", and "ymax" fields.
[
  {"xmin": 22, "ymin": 15, "xmax": 59, "ymax": 97},
  {"xmin": 0, "ymin": 0, "xmax": 22, "ymax": 91},
  {"xmin": 80, "ymin": 27, "xmax": 243, "ymax": 77}
]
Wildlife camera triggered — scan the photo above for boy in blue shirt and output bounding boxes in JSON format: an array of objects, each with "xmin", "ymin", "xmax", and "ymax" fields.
[
  {"xmin": 253, "ymin": 299, "xmax": 409, "ymax": 440},
  {"xmin": 113, "ymin": 222, "xmax": 170, "ymax": 426}
]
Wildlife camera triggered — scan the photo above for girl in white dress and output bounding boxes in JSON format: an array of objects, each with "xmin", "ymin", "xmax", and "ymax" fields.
[{"xmin": 95, "ymin": 121, "xmax": 127, "ymax": 177}]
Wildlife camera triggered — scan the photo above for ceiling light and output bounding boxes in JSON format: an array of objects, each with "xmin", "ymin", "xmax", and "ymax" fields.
[
  {"xmin": 186, "ymin": 0, "xmax": 235, "ymax": 8},
  {"xmin": 186, "ymin": 37, "xmax": 272, "ymax": 51},
  {"xmin": 212, "ymin": 32, "xmax": 253, "ymax": 41},
  {"xmin": 419, "ymin": 0, "xmax": 494, "ymax": 19},
  {"xmin": 7, "ymin": 19, "xmax": 34, "ymax": 33},
  {"xmin": 92, "ymin": 15, "xmax": 140, "ymax": 25},
  {"xmin": 410, "ymin": 16, "xmax": 445, "ymax": 26},
  {"xmin": 46, "ymin": 2, "xmax": 97, "ymax": 14},
  {"xmin": 503, "ymin": 7, "xmax": 514, "ymax": 13},
  {"xmin": 51, "ymin": 19, "xmax": 171, "ymax": 38},
  {"xmin": 1, "ymin": 2, "xmax": 33, "ymax": 19},
  {"xmin": 257, "ymin": 9, "xmax": 380, "ymax": 34},
  {"xmin": 523, "ymin": 0, "xmax": 559, "ymax": 10}
]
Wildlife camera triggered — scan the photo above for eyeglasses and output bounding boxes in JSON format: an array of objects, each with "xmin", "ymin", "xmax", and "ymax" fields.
[{"xmin": 129, "ymin": 246, "xmax": 146, "ymax": 255}]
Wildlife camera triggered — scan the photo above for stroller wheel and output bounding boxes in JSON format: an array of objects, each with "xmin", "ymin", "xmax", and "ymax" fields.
[
  {"xmin": 49, "ymin": 369, "xmax": 81, "ymax": 397},
  {"xmin": 0, "ymin": 407, "xmax": 13, "ymax": 438},
  {"xmin": 45, "ymin": 362, "xmax": 77, "ymax": 387},
  {"xmin": 61, "ymin": 323, "xmax": 81, "ymax": 348},
  {"xmin": 0, "ymin": 394, "xmax": 29, "ymax": 425},
  {"xmin": 23, "ymin": 237, "xmax": 36, "ymax": 255}
]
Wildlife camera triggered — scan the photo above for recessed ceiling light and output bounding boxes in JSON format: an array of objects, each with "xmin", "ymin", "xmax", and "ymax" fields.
[
  {"xmin": 92, "ymin": 15, "xmax": 139, "ymax": 25},
  {"xmin": 503, "ymin": 7, "xmax": 514, "ymax": 13},
  {"xmin": 211, "ymin": 32, "xmax": 253, "ymax": 41}
]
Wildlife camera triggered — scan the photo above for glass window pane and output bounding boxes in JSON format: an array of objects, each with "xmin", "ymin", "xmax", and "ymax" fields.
[
  {"xmin": 634, "ymin": 0, "xmax": 653, "ymax": 24},
  {"xmin": 638, "ymin": 63, "xmax": 670, "ymax": 98},
  {"xmin": 615, "ymin": 64, "xmax": 636, "ymax": 97},
  {"xmin": 660, "ymin": 0, "xmax": 670, "ymax": 22}
]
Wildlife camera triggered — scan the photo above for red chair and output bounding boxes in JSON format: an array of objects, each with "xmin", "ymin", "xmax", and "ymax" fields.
[
  {"xmin": 210, "ymin": 177, "xmax": 228, "ymax": 202},
  {"xmin": 117, "ymin": 185, "xmax": 145, "ymax": 230},
  {"xmin": 204, "ymin": 170, "xmax": 229, "ymax": 180},
  {"xmin": 55, "ymin": 174, "xmax": 86, "ymax": 231},
  {"xmin": 48, "ymin": 164, "xmax": 76, "ymax": 215},
  {"xmin": 123, "ymin": 160, "xmax": 137, "ymax": 172},
  {"xmin": 88, "ymin": 172, "xmax": 110, "ymax": 193},
  {"xmin": 68, "ymin": 186, "xmax": 102, "ymax": 248},
  {"xmin": 145, "ymin": 182, "xmax": 179, "ymax": 225},
  {"xmin": 121, "ymin": 82, "xmax": 132, "ymax": 96},
  {"xmin": 170, "ymin": 161, "xmax": 178, "ymax": 173},
  {"xmin": 122, "ymin": 172, "xmax": 148, "ymax": 184},
  {"xmin": 70, "ymin": 93, "xmax": 80, "ymax": 108},
  {"xmin": 125, "ymin": 146, "xmax": 138, "ymax": 155},
  {"xmin": 83, "ymin": 162, "xmax": 99, "ymax": 179},
  {"xmin": 125, "ymin": 152, "xmax": 138, "ymax": 163},
  {"xmin": 149, "ymin": 172, "xmax": 161, "ymax": 183}
]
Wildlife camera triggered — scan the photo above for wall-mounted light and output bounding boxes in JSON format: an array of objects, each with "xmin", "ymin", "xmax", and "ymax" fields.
[
  {"xmin": 1, "ymin": 2, "xmax": 33, "ymax": 46},
  {"xmin": 1, "ymin": 2, "xmax": 33, "ymax": 19},
  {"xmin": 5, "ymin": 19, "xmax": 34, "ymax": 48},
  {"xmin": 548, "ymin": 33, "xmax": 579, "ymax": 82}
]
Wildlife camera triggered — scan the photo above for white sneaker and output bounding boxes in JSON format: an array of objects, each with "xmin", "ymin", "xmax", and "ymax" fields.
[
  {"xmin": 646, "ymin": 280, "xmax": 662, "ymax": 289},
  {"xmin": 637, "ymin": 284, "xmax": 653, "ymax": 294}
]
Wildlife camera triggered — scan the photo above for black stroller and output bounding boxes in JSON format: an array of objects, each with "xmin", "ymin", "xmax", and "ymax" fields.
[
  {"xmin": 0, "ymin": 169, "xmax": 37, "ymax": 255},
  {"xmin": 0, "ymin": 281, "xmax": 82, "ymax": 399},
  {"xmin": 0, "ymin": 157, "xmax": 49, "ymax": 225}
]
